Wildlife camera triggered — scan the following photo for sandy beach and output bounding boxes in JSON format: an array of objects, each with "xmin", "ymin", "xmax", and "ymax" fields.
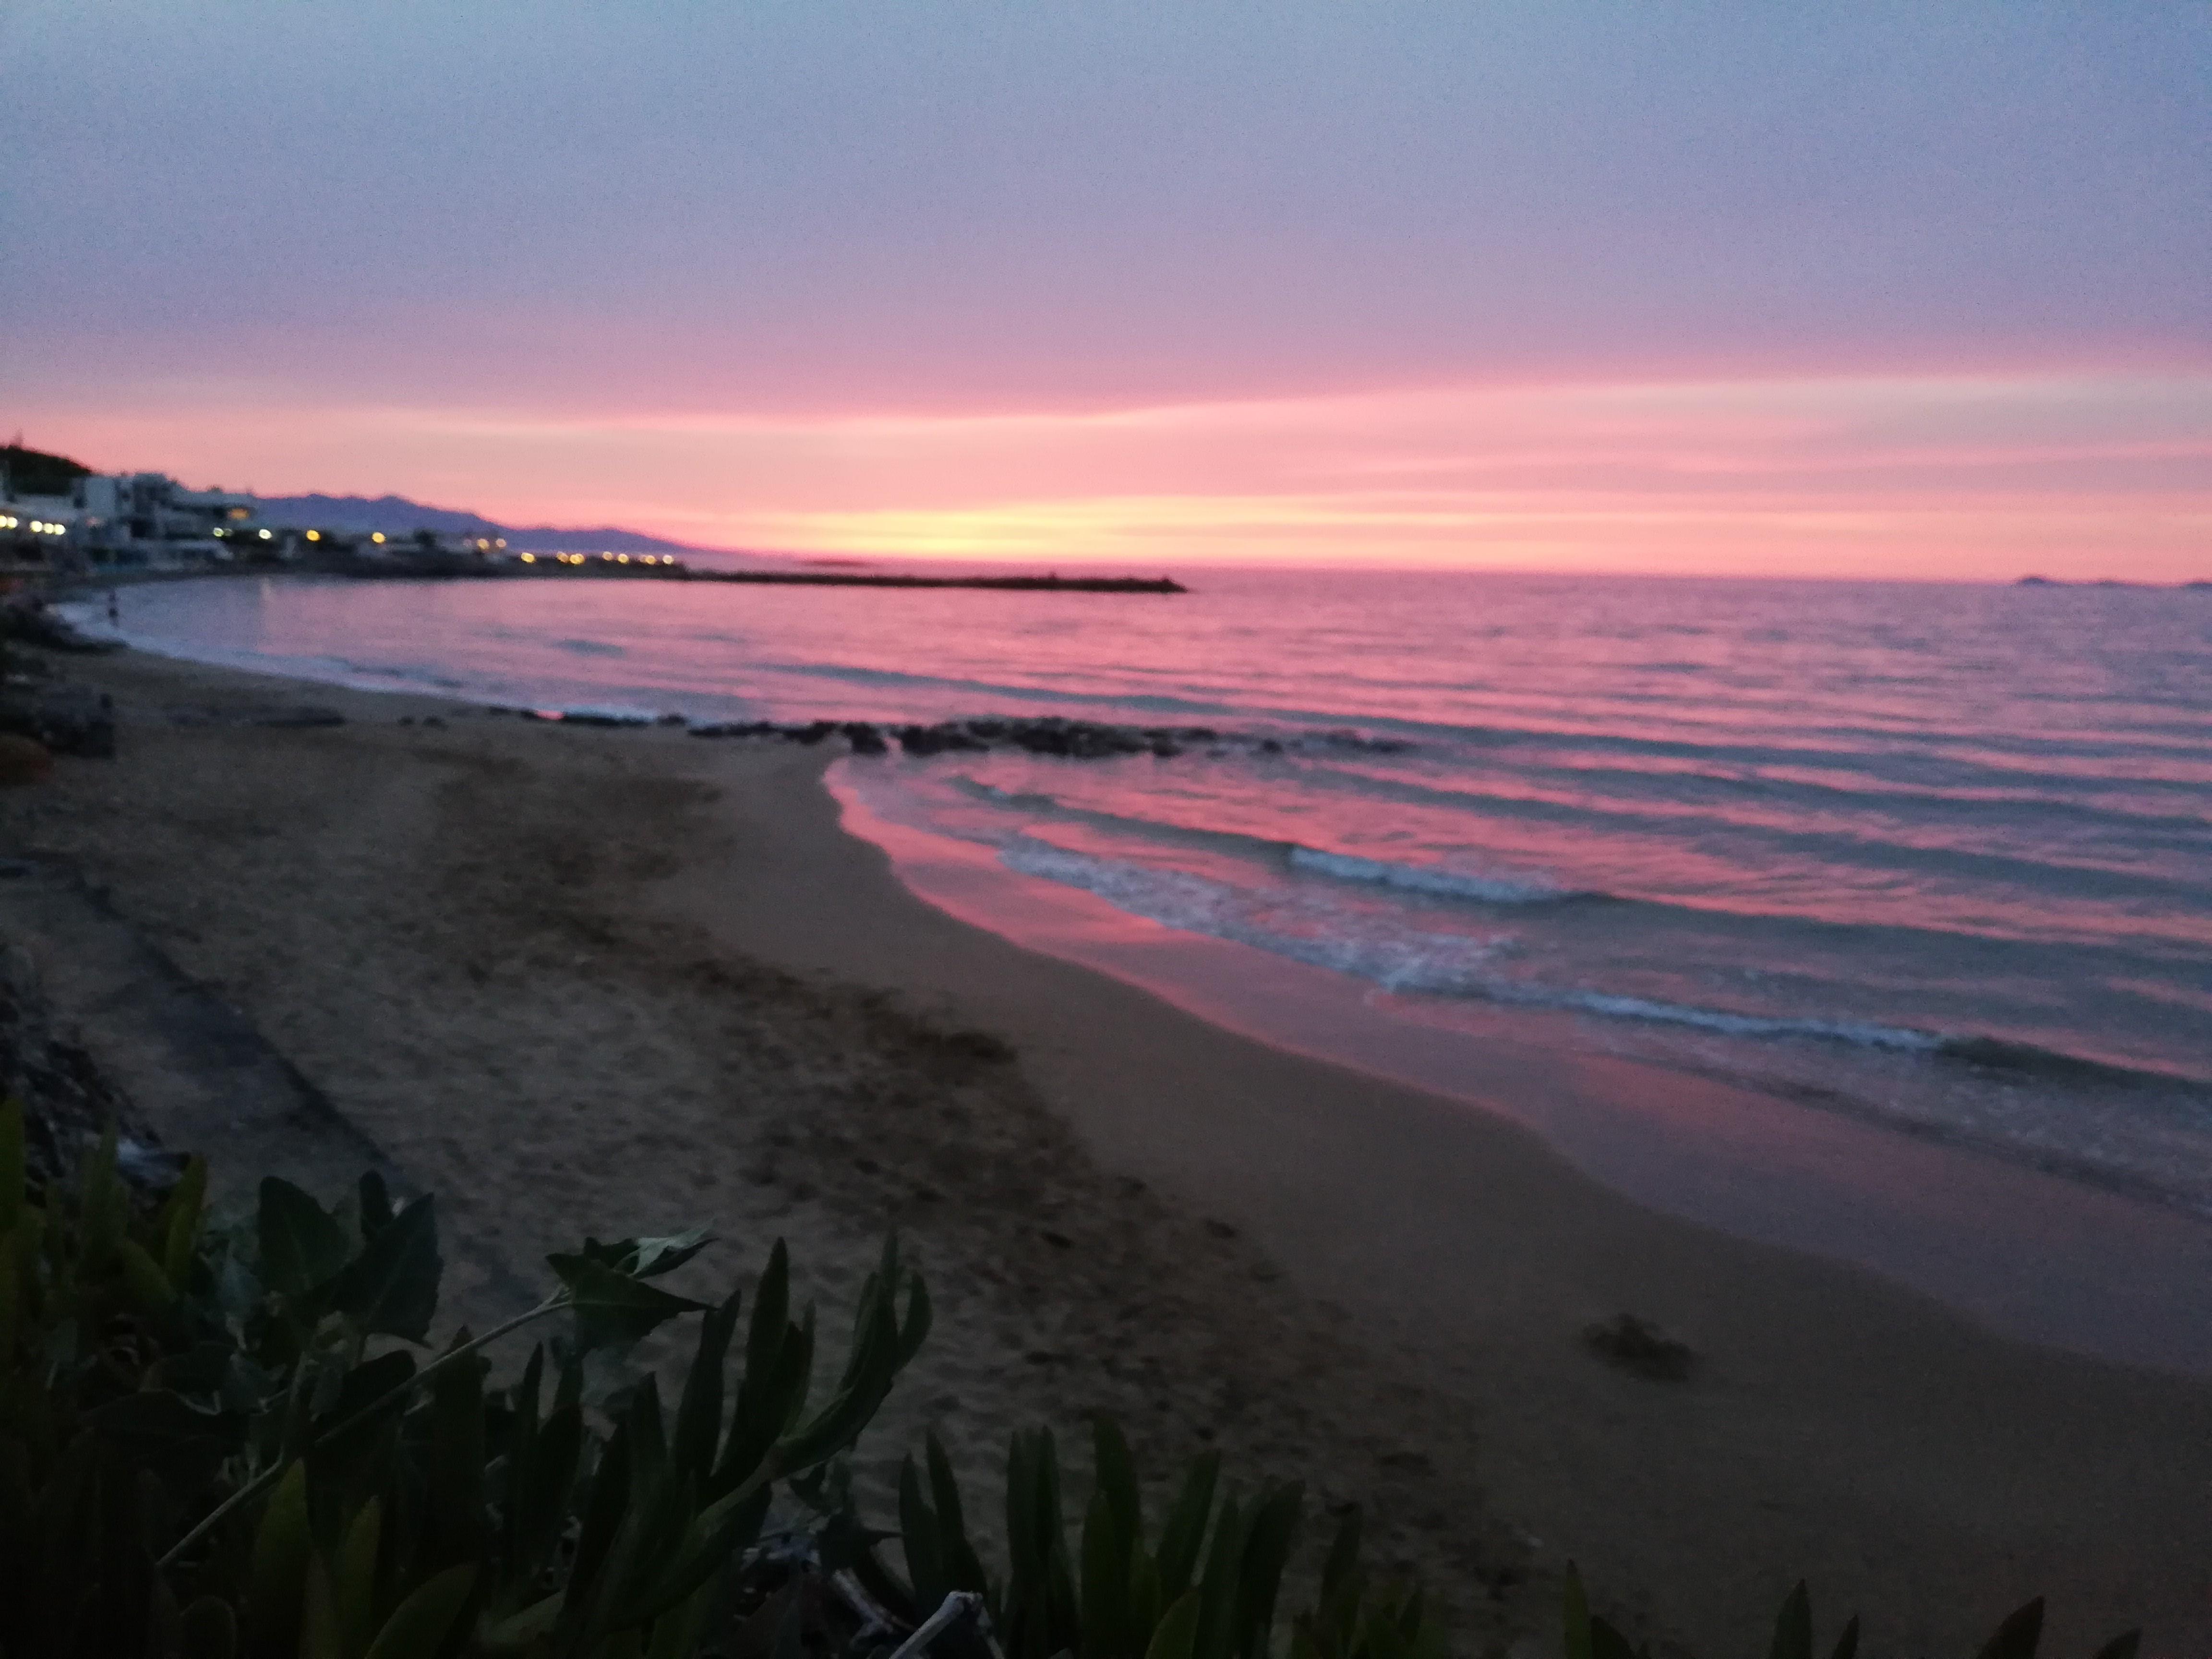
[{"xmin": 2, "ymin": 643, "xmax": 2207, "ymax": 1657}]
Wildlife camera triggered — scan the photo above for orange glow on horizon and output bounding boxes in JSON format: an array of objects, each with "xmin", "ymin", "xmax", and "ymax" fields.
[{"xmin": 20, "ymin": 370, "xmax": 2211, "ymax": 581}]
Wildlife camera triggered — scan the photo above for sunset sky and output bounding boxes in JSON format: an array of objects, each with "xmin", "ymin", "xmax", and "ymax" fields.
[{"xmin": 6, "ymin": 3, "xmax": 2207, "ymax": 577}]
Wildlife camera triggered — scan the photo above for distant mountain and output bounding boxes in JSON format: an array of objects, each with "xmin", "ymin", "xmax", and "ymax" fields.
[{"xmin": 252, "ymin": 492, "xmax": 722, "ymax": 555}]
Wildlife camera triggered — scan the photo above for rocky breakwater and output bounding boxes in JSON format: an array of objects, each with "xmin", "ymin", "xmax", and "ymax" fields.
[{"xmin": 685, "ymin": 713, "xmax": 1413, "ymax": 762}]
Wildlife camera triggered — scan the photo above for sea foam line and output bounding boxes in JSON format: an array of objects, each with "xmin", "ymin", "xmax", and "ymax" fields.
[
  {"xmin": 1286, "ymin": 845, "xmax": 1575, "ymax": 905},
  {"xmin": 1000, "ymin": 839, "xmax": 1943, "ymax": 1053}
]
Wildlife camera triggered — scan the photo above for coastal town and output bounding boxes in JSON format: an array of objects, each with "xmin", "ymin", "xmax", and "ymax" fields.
[
  {"xmin": 0, "ymin": 443, "xmax": 510, "ymax": 574},
  {"xmin": 0, "ymin": 444, "xmax": 1183, "ymax": 593}
]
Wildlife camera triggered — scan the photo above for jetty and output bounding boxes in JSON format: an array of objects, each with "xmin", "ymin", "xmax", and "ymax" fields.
[{"xmin": 325, "ymin": 549, "xmax": 1185, "ymax": 594}]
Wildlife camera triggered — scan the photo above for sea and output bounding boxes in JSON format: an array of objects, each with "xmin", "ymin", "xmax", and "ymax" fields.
[{"xmin": 69, "ymin": 569, "xmax": 2212, "ymax": 1355}]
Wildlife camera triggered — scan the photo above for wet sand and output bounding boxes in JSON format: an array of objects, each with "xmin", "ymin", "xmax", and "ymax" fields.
[{"xmin": 2, "ymin": 645, "xmax": 2206, "ymax": 1656}]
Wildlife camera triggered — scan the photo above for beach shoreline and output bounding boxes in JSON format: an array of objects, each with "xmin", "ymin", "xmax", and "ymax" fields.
[
  {"xmin": 827, "ymin": 767, "xmax": 2212, "ymax": 1375},
  {"xmin": 1, "ymin": 643, "xmax": 2206, "ymax": 1655}
]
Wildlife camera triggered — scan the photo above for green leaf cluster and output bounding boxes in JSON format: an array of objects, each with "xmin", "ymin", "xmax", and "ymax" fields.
[
  {"xmin": 840, "ymin": 1418, "xmax": 1424, "ymax": 1659},
  {"xmin": 0, "ymin": 1107, "xmax": 926, "ymax": 1658},
  {"xmin": 0, "ymin": 1105, "xmax": 2158, "ymax": 1659},
  {"xmin": 1558, "ymin": 1562, "xmax": 2140, "ymax": 1659}
]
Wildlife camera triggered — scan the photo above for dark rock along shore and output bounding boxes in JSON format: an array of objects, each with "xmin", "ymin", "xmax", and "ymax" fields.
[{"xmin": 513, "ymin": 709, "xmax": 1416, "ymax": 761}]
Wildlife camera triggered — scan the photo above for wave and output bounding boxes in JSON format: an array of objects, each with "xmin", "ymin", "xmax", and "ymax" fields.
[
  {"xmin": 1931, "ymin": 1035, "xmax": 2209, "ymax": 1093},
  {"xmin": 953, "ymin": 777, "xmax": 1584, "ymax": 905},
  {"xmin": 991, "ymin": 837, "xmax": 2212, "ymax": 1092},
  {"xmin": 1286, "ymin": 846, "xmax": 1579, "ymax": 906},
  {"xmin": 757, "ymin": 660, "xmax": 1245, "ymax": 719},
  {"xmin": 998, "ymin": 842, "xmax": 1514, "ymax": 995},
  {"xmin": 1282, "ymin": 760, "xmax": 2210, "ymax": 920}
]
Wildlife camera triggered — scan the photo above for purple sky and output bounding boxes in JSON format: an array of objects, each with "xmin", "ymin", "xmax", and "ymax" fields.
[{"xmin": 6, "ymin": 3, "xmax": 2207, "ymax": 573}]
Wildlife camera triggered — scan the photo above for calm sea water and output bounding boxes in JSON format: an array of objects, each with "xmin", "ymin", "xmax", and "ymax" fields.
[{"xmin": 79, "ymin": 571, "xmax": 2212, "ymax": 1219}]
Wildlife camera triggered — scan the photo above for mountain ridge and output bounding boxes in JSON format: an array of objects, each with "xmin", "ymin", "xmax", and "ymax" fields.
[{"xmin": 251, "ymin": 492, "xmax": 734, "ymax": 555}]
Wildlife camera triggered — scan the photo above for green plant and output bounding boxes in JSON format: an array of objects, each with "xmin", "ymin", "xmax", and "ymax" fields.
[
  {"xmin": 0, "ymin": 1102, "xmax": 2161, "ymax": 1659},
  {"xmin": 817, "ymin": 1417, "xmax": 1441, "ymax": 1659},
  {"xmin": 1558, "ymin": 1566, "xmax": 2141, "ymax": 1659},
  {"xmin": 0, "ymin": 1102, "xmax": 927, "ymax": 1657}
]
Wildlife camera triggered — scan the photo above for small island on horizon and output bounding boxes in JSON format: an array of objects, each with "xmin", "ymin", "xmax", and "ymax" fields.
[{"xmin": 2016, "ymin": 574, "xmax": 2212, "ymax": 589}]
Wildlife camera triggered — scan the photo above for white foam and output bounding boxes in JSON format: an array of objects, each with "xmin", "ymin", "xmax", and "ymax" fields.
[
  {"xmin": 1288, "ymin": 845, "xmax": 1572, "ymax": 905},
  {"xmin": 1001, "ymin": 840, "xmax": 1943, "ymax": 1052},
  {"xmin": 999, "ymin": 842, "xmax": 1509, "ymax": 994},
  {"xmin": 1544, "ymin": 988, "xmax": 1944, "ymax": 1050}
]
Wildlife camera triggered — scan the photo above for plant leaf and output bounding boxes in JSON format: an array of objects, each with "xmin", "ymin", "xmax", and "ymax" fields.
[
  {"xmin": 672, "ymin": 1289, "xmax": 740, "ymax": 1480},
  {"xmin": 425, "ymin": 1339, "xmax": 487, "ymax": 1571},
  {"xmin": 1234, "ymin": 1482, "xmax": 1303, "ymax": 1659},
  {"xmin": 1590, "ymin": 1615, "xmax": 1641, "ymax": 1659},
  {"xmin": 1094, "ymin": 1416, "xmax": 1142, "ymax": 1543},
  {"xmin": 258, "ymin": 1178, "xmax": 351, "ymax": 1302},
  {"xmin": 162, "ymin": 1156, "xmax": 209, "ymax": 1289},
  {"xmin": 902, "ymin": 1455, "xmax": 946, "ymax": 1611},
  {"xmin": 514, "ymin": 1403, "xmax": 585, "ymax": 1586},
  {"xmin": 1975, "ymin": 1599, "xmax": 2045, "ymax": 1659},
  {"xmin": 119, "ymin": 1236, "xmax": 178, "ymax": 1310},
  {"xmin": 243, "ymin": 1461, "xmax": 312, "ymax": 1659},
  {"xmin": 1154, "ymin": 1452, "xmax": 1220, "ymax": 1605},
  {"xmin": 335, "ymin": 1499, "xmax": 383, "ymax": 1649},
  {"xmin": 307, "ymin": 1350, "xmax": 418, "ymax": 1477},
  {"xmin": 627, "ymin": 1227, "xmax": 713, "ymax": 1278},
  {"xmin": 1146, "ymin": 1591, "xmax": 1203, "ymax": 1659},
  {"xmin": 325, "ymin": 1194, "xmax": 441, "ymax": 1341},
  {"xmin": 84, "ymin": 1121, "xmax": 126, "ymax": 1259},
  {"xmin": 1083, "ymin": 1487, "xmax": 1130, "ymax": 1659},
  {"xmin": 1770, "ymin": 1582, "xmax": 1812, "ymax": 1659},
  {"xmin": 0, "ymin": 1096, "xmax": 24, "ymax": 1231},
  {"xmin": 1563, "ymin": 1563, "xmax": 1593, "ymax": 1659},
  {"xmin": 475, "ymin": 1592, "xmax": 565, "ymax": 1652},
  {"xmin": 357, "ymin": 1170, "xmax": 395, "ymax": 1238},
  {"xmin": 548, "ymin": 1253, "xmax": 709, "ymax": 1355},
  {"xmin": 566, "ymin": 1227, "xmax": 713, "ymax": 1280},
  {"xmin": 362, "ymin": 1564, "xmax": 476, "ymax": 1659}
]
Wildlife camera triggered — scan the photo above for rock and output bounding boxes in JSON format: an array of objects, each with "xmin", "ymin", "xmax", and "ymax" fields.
[
  {"xmin": 842, "ymin": 721, "xmax": 888, "ymax": 754},
  {"xmin": 168, "ymin": 705, "xmax": 346, "ymax": 729},
  {"xmin": 1317, "ymin": 729, "xmax": 1413, "ymax": 755},
  {"xmin": 0, "ymin": 602, "xmax": 120, "ymax": 654},
  {"xmin": 896, "ymin": 721, "xmax": 990, "ymax": 756},
  {"xmin": 0, "ymin": 734, "xmax": 52, "ymax": 786}
]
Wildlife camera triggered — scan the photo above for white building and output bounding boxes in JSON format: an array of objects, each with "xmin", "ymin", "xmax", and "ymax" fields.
[{"xmin": 72, "ymin": 473, "xmax": 261, "ymax": 566}]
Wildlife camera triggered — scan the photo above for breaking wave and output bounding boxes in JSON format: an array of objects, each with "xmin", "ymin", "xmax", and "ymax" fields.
[{"xmin": 1286, "ymin": 846, "xmax": 1582, "ymax": 906}]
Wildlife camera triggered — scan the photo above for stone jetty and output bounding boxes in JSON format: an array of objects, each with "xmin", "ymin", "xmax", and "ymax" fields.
[{"xmin": 673, "ymin": 713, "xmax": 1413, "ymax": 761}]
